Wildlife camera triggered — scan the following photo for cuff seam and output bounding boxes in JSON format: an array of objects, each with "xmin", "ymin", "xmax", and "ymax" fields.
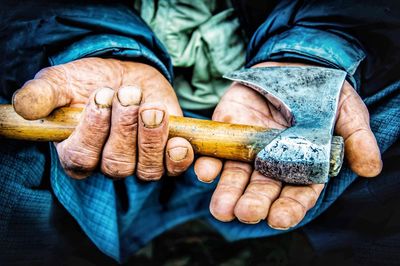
[{"xmin": 49, "ymin": 34, "xmax": 173, "ymax": 83}]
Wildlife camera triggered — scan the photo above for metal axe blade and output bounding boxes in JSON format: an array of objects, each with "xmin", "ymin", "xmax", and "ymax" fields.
[{"xmin": 224, "ymin": 66, "xmax": 346, "ymax": 184}]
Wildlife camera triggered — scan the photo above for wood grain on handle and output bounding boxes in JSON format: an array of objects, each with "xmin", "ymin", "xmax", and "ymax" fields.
[{"xmin": 0, "ymin": 105, "xmax": 343, "ymax": 176}]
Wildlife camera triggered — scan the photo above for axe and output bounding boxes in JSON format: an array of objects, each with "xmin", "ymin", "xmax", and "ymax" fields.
[{"xmin": 0, "ymin": 67, "xmax": 346, "ymax": 185}]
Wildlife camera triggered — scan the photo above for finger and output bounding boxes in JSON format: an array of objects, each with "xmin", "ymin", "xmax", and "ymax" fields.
[
  {"xmin": 136, "ymin": 103, "xmax": 169, "ymax": 181},
  {"xmin": 194, "ymin": 157, "xmax": 223, "ymax": 183},
  {"xmin": 12, "ymin": 66, "xmax": 72, "ymax": 120},
  {"xmin": 165, "ymin": 137, "xmax": 194, "ymax": 176},
  {"xmin": 234, "ymin": 171, "xmax": 282, "ymax": 224},
  {"xmin": 121, "ymin": 61, "xmax": 183, "ymax": 116},
  {"xmin": 267, "ymin": 184, "xmax": 324, "ymax": 230},
  {"xmin": 101, "ymin": 86, "xmax": 142, "ymax": 179},
  {"xmin": 209, "ymin": 161, "xmax": 252, "ymax": 222},
  {"xmin": 335, "ymin": 82, "xmax": 382, "ymax": 177},
  {"xmin": 56, "ymin": 87, "xmax": 114, "ymax": 179}
]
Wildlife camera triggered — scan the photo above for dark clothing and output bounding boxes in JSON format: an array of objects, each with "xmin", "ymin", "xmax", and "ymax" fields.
[{"xmin": 0, "ymin": 0, "xmax": 399, "ymax": 264}]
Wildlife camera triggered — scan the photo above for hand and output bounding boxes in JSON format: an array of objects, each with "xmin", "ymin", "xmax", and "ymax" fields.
[
  {"xmin": 13, "ymin": 58, "xmax": 194, "ymax": 180},
  {"xmin": 194, "ymin": 62, "xmax": 382, "ymax": 229}
]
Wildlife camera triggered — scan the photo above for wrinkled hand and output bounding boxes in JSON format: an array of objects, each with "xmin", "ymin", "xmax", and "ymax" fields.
[
  {"xmin": 13, "ymin": 58, "xmax": 194, "ymax": 180},
  {"xmin": 194, "ymin": 62, "xmax": 382, "ymax": 229}
]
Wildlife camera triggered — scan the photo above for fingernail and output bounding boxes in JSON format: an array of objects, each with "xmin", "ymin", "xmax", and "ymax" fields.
[
  {"xmin": 141, "ymin": 109, "xmax": 164, "ymax": 128},
  {"xmin": 198, "ymin": 179, "xmax": 213, "ymax": 184},
  {"xmin": 117, "ymin": 86, "xmax": 142, "ymax": 106},
  {"xmin": 168, "ymin": 147, "xmax": 188, "ymax": 161},
  {"xmin": 267, "ymin": 223, "xmax": 292, "ymax": 230},
  {"xmin": 238, "ymin": 218, "xmax": 261, "ymax": 225},
  {"xmin": 195, "ymin": 174, "xmax": 214, "ymax": 184},
  {"xmin": 95, "ymin": 87, "xmax": 114, "ymax": 108}
]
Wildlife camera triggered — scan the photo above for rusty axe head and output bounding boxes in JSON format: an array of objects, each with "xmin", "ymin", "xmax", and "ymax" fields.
[{"xmin": 224, "ymin": 67, "xmax": 346, "ymax": 184}]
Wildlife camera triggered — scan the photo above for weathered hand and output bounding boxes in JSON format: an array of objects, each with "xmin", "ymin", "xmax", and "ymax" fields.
[
  {"xmin": 194, "ymin": 62, "xmax": 382, "ymax": 229},
  {"xmin": 13, "ymin": 58, "xmax": 194, "ymax": 180}
]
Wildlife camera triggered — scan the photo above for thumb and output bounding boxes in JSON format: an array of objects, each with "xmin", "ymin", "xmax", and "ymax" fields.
[
  {"xmin": 12, "ymin": 58, "xmax": 124, "ymax": 120},
  {"xmin": 335, "ymin": 82, "xmax": 382, "ymax": 177},
  {"xmin": 13, "ymin": 65, "xmax": 72, "ymax": 120}
]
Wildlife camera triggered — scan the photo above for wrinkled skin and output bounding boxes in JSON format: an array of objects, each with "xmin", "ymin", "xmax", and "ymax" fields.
[
  {"xmin": 13, "ymin": 58, "xmax": 194, "ymax": 180},
  {"xmin": 194, "ymin": 62, "xmax": 382, "ymax": 229},
  {"xmin": 13, "ymin": 59, "xmax": 382, "ymax": 230}
]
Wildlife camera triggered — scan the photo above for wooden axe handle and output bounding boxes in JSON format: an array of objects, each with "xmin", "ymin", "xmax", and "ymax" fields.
[{"xmin": 0, "ymin": 105, "xmax": 343, "ymax": 176}]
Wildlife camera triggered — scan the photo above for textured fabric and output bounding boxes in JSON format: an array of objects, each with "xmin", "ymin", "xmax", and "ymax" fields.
[
  {"xmin": 242, "ymin": 0, "xmax": 400, "ymax": 96},
  {"xmin": 246, "ymin": 27, "xmax": 365, "ymax": 88},
  {"xmin": 135, "ymin": 0, "xmax": 246, "ymax": 110},
  {"xmin": 303, "ymin": 137, "xmax": 400, "ymax": 266},
  {"xmin": 0, "ymin": 0, "xmax": 173, "ymax": 101},
  {"xmin": 0, "ymin": 0, "xmax": 399, "ymax": 264},
  {"xmin": 50, "ymin": 34, "xmax": 173, "ymax": 83}
]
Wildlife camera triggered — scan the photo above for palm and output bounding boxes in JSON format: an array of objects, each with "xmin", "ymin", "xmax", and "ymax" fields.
[{"xmin": 212, "ymin": 83, "xmax": 288, "ymax": 130}]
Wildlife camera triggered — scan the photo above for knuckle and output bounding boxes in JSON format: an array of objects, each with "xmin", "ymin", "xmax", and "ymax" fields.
[
  {"xmin": 136, "ymin": 167, "xmax": 164, "ymax": 181},
  {"xmin": 140, "ymin": 140, "xmax": 164, "ymax": 153},
  {"xmin": 215, "ymin": 183, "xmax": 244, "ymax": 197},
  {"xmin": 219, "ymin": 172, "xmax": 249, "ymax": 189},
  {"xmin": 85, "ymin": 110, "xmax": 111, "ymax": 131},
  {"xmin": 105, "ymin": 130, "xmax": 137, "ymax": 157},
  {"xmin": 101, "ymin": 156, "xmax": 135, "ymax": 179},
  {"xmin": 74, "ymin": 128, "xmax": 110, "ymax": 152},
  {"xmin": 116, "ymin": 110, "xmax": 138, "ymax": 128},
  {"xmin": 210, "ymin": 194, "xmax": 236, "ymax": 222},
  {"xmin": 138, "ymin": 149, "xmax": 164, "ymax": 165},
  {"xmin": 141, "ymin": 170, "xmax": 162, "ymax": 180},
  {"xmin": 138, "ymin": 147, "xmax": 164, "ymax": 169},
  {"xmin": 223, "ymin": 162, "xmax": 252, "ymax": 174},
  {"xmin": 59, "ymin": 146, "xmax": 98, "ymax": 173},
  {"xmin": 278, "ymin": 195, "xmax": 307, "ymax": 213},
  {"xmin": 283, "ymin": 186, "xmax": 319, "ymax": 210},
  {"xmin": 244, "ymin": 187, "xmax": 275, "ymax": 205},
  {"xmin": 116, "ymin": 120, "xmax": 138, "ymax": 137},
  {"xmin": 249, "ymin": 178, "xmax": 282, "ymax": 193}
]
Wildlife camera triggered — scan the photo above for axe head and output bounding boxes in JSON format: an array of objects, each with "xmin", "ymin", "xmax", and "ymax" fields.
[{"xmin": 224, "ymin": 67, "xmax": 346, "ymax": 184}]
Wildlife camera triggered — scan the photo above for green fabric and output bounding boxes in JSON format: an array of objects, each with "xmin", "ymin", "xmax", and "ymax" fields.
[{"xmin": 135, "ymin": 0, "xmax": 246, "ymax": 110}]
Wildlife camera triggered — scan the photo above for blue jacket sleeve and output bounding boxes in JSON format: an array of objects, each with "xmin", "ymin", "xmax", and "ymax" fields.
[
  {"xmin": 0, "ymin": 0, "xmax": 173, "ymax": 100},
  {"xmin": 246, "ymin": 0, "xmax": 400, "ymax": 93},
  {"xmin": 247, "ymin": 26, "xmax": 365, "ymax": 88}
]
